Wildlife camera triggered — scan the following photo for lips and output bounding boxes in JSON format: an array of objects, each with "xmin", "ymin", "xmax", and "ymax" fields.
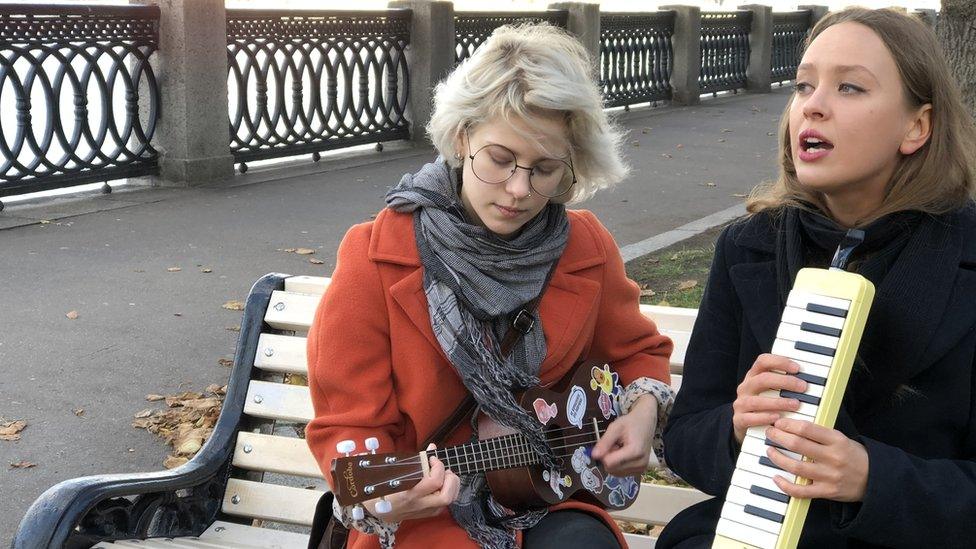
[
  {"xmin": 797, "ymin": 129, "xmax": 834, "ymax": 162},
  {"xmin": 494, "ymin": 204, "xmax": 526, "ymax": 219}
]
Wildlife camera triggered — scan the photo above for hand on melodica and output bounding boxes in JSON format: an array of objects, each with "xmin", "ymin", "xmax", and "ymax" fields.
[
  {"xmin": 366, "ymin": 444, "xmax": 461, "ymax": 522},
  {"xmin": 591, "ymin": 393, "xmax": 658, "ymax": 475},
  {"xmin": 764, "ymin": 418, "xmax": 869, "ymax": 502},
  {"xmin": 732, "ymin": 354, "xmax": 809, "ymax": 445}
]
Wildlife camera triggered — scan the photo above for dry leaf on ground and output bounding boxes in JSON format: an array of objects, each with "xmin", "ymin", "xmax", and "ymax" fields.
[
  {"xmin": 218, "ymin": 358, "xmax": 233, "ymax": 367},
  {"xmin": 0, "ymin": 420, "xmax": 27, "ymax": 441},
  {"xmin": 295, "ymin": 248, "xmax": 316, "ymax": 255},
  {"xmin": 73, "ymin": 409, "xmax": 85, "ymax": 417},
  {"xmin": 677, "ymin": 280, "xmax": 699, "ymax": 291},
  {"xmin": 10, "ymin": 460, "xmax": 36, "ymax": 469},
  {"xmin": 65, "ymin": 310, "xmax": 79, "ymax": 320},
  {"xmin": 167, "ymin": 267, "xmax": 181, "ymax": 272},
  {"xmin": 309, "ymin": 258, "xmax": 324, "ymax": 265},
  {"xmin": 163, "ymin": 456, "xmax": 189, "ymax": 469},
  {"xmin": 146, "ymin": 394, "xmax": 165, "ymax": 401},
  {"xmin": 133, "ymin": 385, "xmax": 225, "ymax": 468},
  {"xmin": 221, "ymin": 300, "xmax": 245, "ymax": 311},
  {"xmin": 731, "ymin": 193, "xmax": 748, "ymax": 198},
  {"xmin": 200, "ymin": 267, "xmax": 213, "ymax": 273},
  {"xmin": 226, "ymin": 326, "xmax": 241, "ymax": 332},
  {"xmin": 639, "ymin": 288, "xmax": 657, "ymax": 297}
]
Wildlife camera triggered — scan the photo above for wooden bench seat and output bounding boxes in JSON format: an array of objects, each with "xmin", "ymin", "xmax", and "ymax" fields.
[{"xmin": 14, "ymin": 273, "xmax": 707, "ymax": 549}]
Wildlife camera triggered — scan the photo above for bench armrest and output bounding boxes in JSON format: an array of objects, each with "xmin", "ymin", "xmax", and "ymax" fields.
[{"xmin": 12, "ymin": 273, "xmax": 289, "ymax": 549}]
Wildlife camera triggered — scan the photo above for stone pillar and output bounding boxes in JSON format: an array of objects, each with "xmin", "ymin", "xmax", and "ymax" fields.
[
  {"xmin": 661, "ymin": 5, "xmax": 702, "ymax": 106},
  {"xmin": 739, "ymin": 4, "xmax": 773, "ymax": 93},
  {"xmin": 388, "ymin": 0, "xmax": 454, "ymax": 144},
  {"xmin": 913, "ymin": 9, "xmax": 938, "ymax": 30},
  {"xmin": 799, "ymin": 5, "xmax": 830, "ymax": 31},
  {"xmin": 151, "ymin": 0, "xmax": 234, "ymax": 186},
  {"xmin": 548, "ymin": 2, "xmax": 601, "ymax": 75}
]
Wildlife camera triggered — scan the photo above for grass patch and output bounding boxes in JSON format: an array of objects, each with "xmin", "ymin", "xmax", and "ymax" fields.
[{"xmin": 625, "ymin": 223, "xmax": 729, "ymax": 309}]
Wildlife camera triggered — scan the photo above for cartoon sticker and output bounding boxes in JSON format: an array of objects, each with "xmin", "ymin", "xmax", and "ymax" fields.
[
  {"xmin": 571, "ymin": 446, "xmax": 591, "ymax": 473},
  {"xmin": 598, "ymin": 392, "xmax": 615, "ymax": 419},
  {"xmin": 580, "ymin": 466, "xmax": 604, "ymax": 494},
  {"xmin": 567, "ymin": 386, "xmax": 587, "ymax": 429},
  {"xmin": 590, "ymin": 365, "xmax": 619, "ymax": 396},
  {"xmin": 542, "ymin": 469, "xmax": 572, "ymax": 498},
  {"xmin": 532, "ymin": 398, "xmax": 558, "ymax": 425},
  {"xmin": 604, "ymin": 474, "xmax": 640, "ymax": 507}
]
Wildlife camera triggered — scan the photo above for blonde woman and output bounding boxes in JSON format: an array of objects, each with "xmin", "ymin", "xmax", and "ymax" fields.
[
  {"xmin": 306, "ymin": 24, "xmax": 675, "ymax": 549},
  {"xmin": 660, "ymin": 8, "xmax": 976, "ymax": 548}
]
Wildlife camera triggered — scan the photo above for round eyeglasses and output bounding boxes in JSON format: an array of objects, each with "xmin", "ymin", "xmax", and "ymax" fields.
[{"xmin": 466, "ymin": 140, "xmax": 577, "ymax": 199}]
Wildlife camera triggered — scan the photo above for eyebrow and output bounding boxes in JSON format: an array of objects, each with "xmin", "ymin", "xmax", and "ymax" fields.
[
  {"xmin": 796, "ymin": 63, "xmax": 880, "ymax": 83},
  {"xmin": 481, "ymin": 138, "xmax": 571, "ymax": 161}
]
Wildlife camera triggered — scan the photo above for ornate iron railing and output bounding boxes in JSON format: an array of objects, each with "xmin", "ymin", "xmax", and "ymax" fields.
[
  {"xmin": 771, "ymin": 10, "xmax": 811, "ymax": 83},
  {"xmin": 698, "ymin": 11, "xmax": 752, "ymax": 95},
  {"xmin": 454, "ymin": 11, "xmax": 568, "ymax": 64},
  {"xmin": 226, "ymin": 9, "xmax": 411, "ymax": 169},
  {"xmin": 0, "ymin": 4, "xmax": 160, "ymax": 201},
  {"xmin": 600, "ymin": 12, "xmax": 675, "ymax": 108}
]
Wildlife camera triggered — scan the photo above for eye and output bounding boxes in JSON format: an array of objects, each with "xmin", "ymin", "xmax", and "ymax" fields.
[
  {"xmin": 839, "ymin": 83, "xmax": 865, "ymax": 94},
  {"xmin": 793, "ymin": 82, "xmax": 812, "ymax": 94}
]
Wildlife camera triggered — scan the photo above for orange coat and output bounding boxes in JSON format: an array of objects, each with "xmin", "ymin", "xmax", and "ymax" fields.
[{"xmin": 307, "ymin": 208, "xmax": 672, "ymax": 548}]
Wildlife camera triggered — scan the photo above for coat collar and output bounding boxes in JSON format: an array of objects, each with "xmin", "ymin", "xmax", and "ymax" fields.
[
  {"xmin": 369, "ymin": 208, "xmax": 607, "ymax": 370},
  {"xmin": 730, "ymin": 205, "xmax": 976, "ymax": 417}
]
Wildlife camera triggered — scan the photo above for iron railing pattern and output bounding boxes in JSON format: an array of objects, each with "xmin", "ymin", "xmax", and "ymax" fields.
[
  {"xmin": 454, "ymin": 11, "xmax": 568, "ymax": 64},
  {"xmin": 0, "ymin": 4, "xmax": 160, "ymax": 198},
  {"xmin": 771, "ymin": 10, "xmax": 811, "ymax": 83},
  {"xmin": 600, "ymin": 12, "xmax": 675, "ymax": 108},
  {"xmin": 698, "ymin": 11, "xmax": 752, "ymax": 95},
  {"xmin": 226, "ymin": 9, "xmax": 411, "ymax": 166}
]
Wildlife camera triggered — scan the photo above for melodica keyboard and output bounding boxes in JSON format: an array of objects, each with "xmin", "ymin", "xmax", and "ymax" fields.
[{"xmin": 713, "ymin": 230, "xmax": 875, "ymax": 549}]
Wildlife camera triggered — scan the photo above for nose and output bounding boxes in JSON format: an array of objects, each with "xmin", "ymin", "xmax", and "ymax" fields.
[
  {"xmin": 801, "ymin": 86, "xmax": 830, "ymax": 120},
  {"xmin": 505, "ymin": 166, "xmax": 533, "ymax": 199}
]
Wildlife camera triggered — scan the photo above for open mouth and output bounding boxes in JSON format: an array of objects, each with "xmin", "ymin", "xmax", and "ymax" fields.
[{"xmin": 799, "ymin": 130, "xmax": 834, "ymax": 152}]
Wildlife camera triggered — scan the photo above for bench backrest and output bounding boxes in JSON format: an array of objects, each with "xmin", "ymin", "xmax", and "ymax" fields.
[{"xmin": 218, "ymin": 275, "xmax": 706, "ymax": 533}]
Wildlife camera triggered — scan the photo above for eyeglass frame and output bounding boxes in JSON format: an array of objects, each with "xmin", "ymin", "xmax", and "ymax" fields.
[{"xmin": 463, "ymin": 129, "xmax": 577, "ymax": 198}]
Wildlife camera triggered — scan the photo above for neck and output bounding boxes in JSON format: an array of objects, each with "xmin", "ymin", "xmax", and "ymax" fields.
[{"xmin": 822, "ymin": 189, "xmax": 885, "ymax": 228}]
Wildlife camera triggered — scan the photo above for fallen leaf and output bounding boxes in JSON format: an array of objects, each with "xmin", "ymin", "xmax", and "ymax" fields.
[
  {"xmin": 127, "ymin": 448, "xmax": 135, "ymax": 452},
  {"xmin": 677, "ymin": 280, "xmax": 699, "ymax": 291},
  {"xmin": 676, "ymin": 144, "xmax": 684, "ymax": 149},
  {"xmin": 283, "ymin": 248, "xmax": 297, "ymax": 253},
  {"xmin": 731, "ymin": 193, "xmax": 748, "ymax": 198},
  {"xmin": 134, "ymin": 409, "xmax": 153, "ymax": 419},
  {"xmin": 163, "ymin": 455, "xmax": 188, "ymax": 469},
  {"xmin": 200, "ymin": 268, "xmax": 212, "ymax": 273},
  {"xmin": 146, "ymin": 394, "xmax": 166, "ymax": 401},
  {"xmin": 73, "ymin": 409, "xmax": 85, "ymax": 417},
  {"xmin": 721, "ymin": 128, "xmax": 734, "ymax": 133},
  {"xmin": 173, "ymin": 313, "xmax": 182, "ymax": 317},
  {"xmin": 718, "ymin": 138, "xmax": 726, "ymax": 143},
  {"xmin": 295, "ymin": 248, "xmax": 315, "ymax": 255},
  {"xmin": 641, "ymin": 128, "xmax": 650, "ymax": 134},
  {"xmin": 65, "ymin": 310, "xmax": 79, "ymax": 320},
  {"xmin": 221, "ymin": 300, "xmax": 245, "ymax": 311},
  {"xmin": 218, "ymin": 358, "xmax": 233, "ymax": 367},
  {"xmin": 10, "ymin": 460, "xmax": 36, "ymax": 469},
  {"xmin": 0, "ymin": 420, "xmax": 26, "ymax": 441},
  {"xmin": 660, "ymin": 153, "xmax": 672, "ymax": 159},
  {"xmin": 767, "ymin": 131, "xmax": 776, "ymax": 136},
  {"xmin": 309, "ymin": 258, "xmax": 324, "ymax": 265},
  {"xmin": 167, "ymin": 267, "xmax": 181, "ymax": 272},
  {"xmin": 639, "ymin": 288, "xmax": 657, "ymax": 297},
  {"xmin": 39, "ymin": 220, "xmax": 51, "ymax": 224},
  {"xmin": 631, "ymin": 140, "xmax": 640, "ymax": 147},
  {"xmin": 669, "ymin": 254, "xmax": 679, "ymax": 260},
  {"xmin": 225, "ymin": 326, "xmax": 241, "ymax": 332}
]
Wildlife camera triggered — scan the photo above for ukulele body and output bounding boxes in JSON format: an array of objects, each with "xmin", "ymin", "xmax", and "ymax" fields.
[{"xmin": 483, "ymin": 362, "xmax": 642, "ymax": 512}]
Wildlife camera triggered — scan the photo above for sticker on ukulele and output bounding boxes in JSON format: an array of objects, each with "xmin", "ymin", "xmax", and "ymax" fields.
[
  {"xmin": 532, "ymin": 398, "xmax": 558, "ymax": 425},
  {"xmin": 597, "ymin": 392, "xmax": 615, "ymax": 419},
  {"xmin": 590, "ymin": 365, "xmax": 620, "ymax": 396},
  {"xmin": 571, "ymin": 446, "xmax": 605, "ymax": 494},
  {"xmin": 567, "ymin": 386, "xmax": 587, "ymax": 429},
  {"xmin": 605, "ymin": 474, "xmax": 640, "ymax": 507},
  {"xmin": 543, "ymin": 469, "xmax": 573, "ymax": 498}
]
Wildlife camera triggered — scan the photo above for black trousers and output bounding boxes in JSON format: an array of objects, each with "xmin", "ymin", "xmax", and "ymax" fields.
[{"xmin": 523, "ymin": 510, "xmax": 621, "ymax": 549}]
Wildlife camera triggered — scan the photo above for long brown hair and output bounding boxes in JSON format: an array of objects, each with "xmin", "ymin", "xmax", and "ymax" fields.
[{"xmin": 747, "ymin": 8, "xmax": 976, "ymax": 223}]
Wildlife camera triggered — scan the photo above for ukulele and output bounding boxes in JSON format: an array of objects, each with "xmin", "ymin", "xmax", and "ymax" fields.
[{"xmin": 331, "ymin": 362, "xmax": 642, "ymax": 516}]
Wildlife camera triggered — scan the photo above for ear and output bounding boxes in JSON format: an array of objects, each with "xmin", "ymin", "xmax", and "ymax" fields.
[{"xmin": 899, "ymin": 103, "xmax": 932, "ymax": 155}]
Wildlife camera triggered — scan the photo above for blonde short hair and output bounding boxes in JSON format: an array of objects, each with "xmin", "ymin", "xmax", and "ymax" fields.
[{"xmin": 427, "ymin": 23, "xmax": 628, "ymax": 202}]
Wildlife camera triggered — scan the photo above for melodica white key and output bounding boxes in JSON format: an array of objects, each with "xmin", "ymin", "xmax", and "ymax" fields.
[{"xmin": 714, "ymin": 229, "xmax": 875, "ymax": 549}]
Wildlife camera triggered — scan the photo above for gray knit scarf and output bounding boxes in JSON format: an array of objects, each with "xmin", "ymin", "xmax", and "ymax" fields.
[{"xmin": 386, "ymin": 158, "xmax": 570, "ymax": 548}]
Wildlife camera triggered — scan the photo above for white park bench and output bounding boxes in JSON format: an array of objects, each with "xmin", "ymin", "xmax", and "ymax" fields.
[{"xmin": 13, "ymin": 273, "xmax": 709, "ymax": 549}]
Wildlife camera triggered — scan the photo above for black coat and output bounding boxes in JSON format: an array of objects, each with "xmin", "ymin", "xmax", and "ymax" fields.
[{"xmin": 659, "ymin": 204, "xmax": 976, "ymax": 549}]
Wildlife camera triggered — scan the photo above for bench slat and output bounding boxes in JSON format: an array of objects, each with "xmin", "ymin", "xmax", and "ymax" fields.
[
  {"xmin": 254, "ymin": 333, "xmax": 308, "ymax": 374},
  {"xmin": 244, "ymin": 381, "xmax": 313, "ymax": 423},
  {"xmin": 222, "ymin": 478, "xmax": 322, "ymax": 526},
  {"xmin": 263, "ymin": 290, "xmax": 319, "ymax": 332},
  {"xmin": 285, "ymin": 275, "xmax": 331, "ymax": 295},
  {"xmin": 609, "ymin": 483, "xmax": 710, "ymax": 525},
  {"xmin": 639, "ymin": 304, "xmax": 698, "ymax": 332},
  {"xmin": 623, "ymin": 532, "xmax": 657, "ymax": 549},
  {"xmin": 93, "ymin": 520, "xmax": 312, "ymax": 548},
  {"xmin": 234, "ymin": 431, "xmax": 322, "ymax": 479}
]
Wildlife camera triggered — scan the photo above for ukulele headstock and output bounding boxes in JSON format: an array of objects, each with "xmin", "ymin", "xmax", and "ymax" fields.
[{"xmin": 330, "ymin": 439, "xmax": 424, "ymax": 507}]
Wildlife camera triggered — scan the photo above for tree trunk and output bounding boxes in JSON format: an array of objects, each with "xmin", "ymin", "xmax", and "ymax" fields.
[{"xmin": 937, "ymin": 0, "xmax": 976, "ymax": 119}]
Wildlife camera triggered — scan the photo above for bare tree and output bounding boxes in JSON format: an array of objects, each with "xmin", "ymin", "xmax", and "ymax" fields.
[{"xmin": 937, "ymin": 0, "xmax": 976, "ymax": 119}]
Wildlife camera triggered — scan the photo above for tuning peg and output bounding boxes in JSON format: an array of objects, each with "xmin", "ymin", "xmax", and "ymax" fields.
[
  {"xmin": 336, "ymin": 440, "xmax": 356, "ymax": 456},
  {"xmin": 351, "ymin": 505, "xmax": 365, "ymax": 521},
  {"xmin": 375, "ymin": 498, "xmax": 393, "ymax": 514},
  {"xmin": 365, "ymin": 437, "xmax": 379, "ymax": 453}
]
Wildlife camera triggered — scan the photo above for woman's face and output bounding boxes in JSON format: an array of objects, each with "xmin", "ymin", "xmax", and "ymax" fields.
[
  {"xmin": 459, "ymin": 114, "xmax": 571, "ymax": 240},
  {"xmin": 789, "ymin": 22, "xmax": 929, "ymax": 216}
]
